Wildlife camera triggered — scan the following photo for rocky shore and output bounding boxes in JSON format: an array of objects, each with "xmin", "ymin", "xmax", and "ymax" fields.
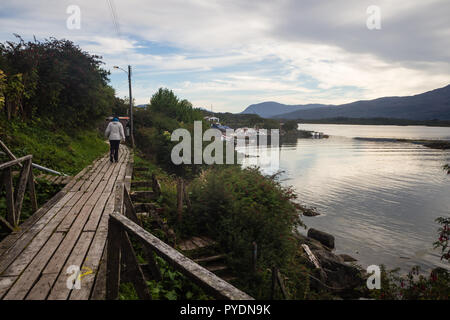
[{"xmin": 296, "ymin": 228, "xmax": 366, "ymax": 298}]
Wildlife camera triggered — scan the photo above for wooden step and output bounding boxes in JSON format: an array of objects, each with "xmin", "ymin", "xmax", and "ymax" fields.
[
  {"xmin": 134, "ymin": 202, "xmax": 157, "ymax": 213},
  {"xmin": 131, "ymin": 180, "xmax": 153, "ymax": 189},
  {"xmin": 130, "ymin": 191, "xmax": 156, "ymax": 202},
  {"xmin": 221, "ymin": 275, "xmax": 237, "ymax": 282},
  {"xmin": 194, "ymin": 254, "xmax": 226, "ymax": 264},
  {"xmin": 206, "ymin": 264, "xmax": 228, "ymax": 273}
]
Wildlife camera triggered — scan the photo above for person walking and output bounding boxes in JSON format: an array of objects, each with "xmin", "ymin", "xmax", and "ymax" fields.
[{"xmin": 105, "ymin": 117, "xmax": 125, "ymax": 163}]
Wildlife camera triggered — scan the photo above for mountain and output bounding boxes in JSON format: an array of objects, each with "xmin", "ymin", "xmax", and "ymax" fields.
[
  {"xmin": 243, "ymin": 85, "xmax": 450, "ymax": 121},
  {"xmin": 241, "ymin": 101, "xmax": 331, "ymax": 118}
]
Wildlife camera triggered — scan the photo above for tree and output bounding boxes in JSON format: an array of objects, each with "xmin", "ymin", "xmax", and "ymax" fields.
[{"xmin": 0, "ymin": 36, "xmax": 114, "ymax": 128}]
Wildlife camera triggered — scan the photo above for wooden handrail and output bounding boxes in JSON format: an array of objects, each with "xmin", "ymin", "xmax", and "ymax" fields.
[
  {"xmin": 0, "ymin": 155, "xmax": 32, "ymax": 170},
  {"xmin": 108, "ymin": 211, "xmax": 253, "ymax": 300},
  {"xmin": 0, "ymin": 154, "xmax": 37, "ymax": 231}
]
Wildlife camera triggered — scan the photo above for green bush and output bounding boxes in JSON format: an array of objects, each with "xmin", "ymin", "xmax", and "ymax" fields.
[{"xmin": 184, "ymin": 166, "xmax": 305, "ymax": 280}]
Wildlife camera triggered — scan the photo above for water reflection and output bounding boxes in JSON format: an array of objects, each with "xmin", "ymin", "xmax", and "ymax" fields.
[{"xmin": 242, "ymin": 125, "xmax": 450, "ymax": 272}]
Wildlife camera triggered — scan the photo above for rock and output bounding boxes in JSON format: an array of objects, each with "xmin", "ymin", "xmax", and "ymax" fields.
[
  {"xmin": 339, "ymin": 254, "xmax": 358, "ymax": 262},
  {"xmin": 314, "ymin": 250, "xmax": 364, "ymax": 290},
  {"xmin": 302, "ymin": 208, "xmax": 320, "ymax": 217},
  {"xmin": 294, "ymin": 233, "xmax": 331, "ymax": 252},
  {"xmin": 307, "ymin": 228, "xmax": 335, "ymax": 249}
]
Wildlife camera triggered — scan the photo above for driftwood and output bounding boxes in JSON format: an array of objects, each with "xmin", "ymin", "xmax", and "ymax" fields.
[{"xmin": 301, "ymin": 244, "xmax": 321, "ymax": 269}]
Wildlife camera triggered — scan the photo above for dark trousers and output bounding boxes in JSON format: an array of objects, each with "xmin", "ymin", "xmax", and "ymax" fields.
[{"xmin": 109, "ymin": 140, "xmax": 120, "ymax": 162}]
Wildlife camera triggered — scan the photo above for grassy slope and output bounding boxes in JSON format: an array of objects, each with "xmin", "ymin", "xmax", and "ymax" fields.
[{"xmin": 1, "ymin": 120, "xmax": 108, "ymax": 175}]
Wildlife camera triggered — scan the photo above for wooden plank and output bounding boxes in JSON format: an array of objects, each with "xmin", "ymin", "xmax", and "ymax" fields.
[
  {"xmin": 90, "ymin": 245, "xmax": 107, "ymax": 300},
  {"xmin": 72, "ymin": 149, "xmax": 130, "ymax": 300},
  {"xmin": 110, "ymin": 212, "xmax": 253, "ymax": 300},
  {"xmin": 1, "ymin": 154, "xmax": 117, "ymax": 296},
  {"xmin": 0, "ymin": 153, "xmax": 107, "ymax": 260},
  {"xmin": 106, "ymin": 219, "xmax": 122, "ymax": 300},
  {"xmin": 0, "ymin": 276, "xmax": 17, "ymax": 299},
  {"xmin": 69, "ymin": 230, "xmax": 107, "ymax": 300},
  {"xmin": 34, "ymin": 232, "xmax": 95, "ymax": 300},
  {"xmin": 131, "ymin": 180, "xmax": 152, "ymax": 189},
  {"xmin": 3, "ymin": 232, "xmax": 65, "ymax": 300},
  {"xmin": 0, "ymin": 192, "xmax": 85, "ymax": 277},
  {"xmin": 0, "ymin": 155, "xmax": 110, "ymax": 275}
]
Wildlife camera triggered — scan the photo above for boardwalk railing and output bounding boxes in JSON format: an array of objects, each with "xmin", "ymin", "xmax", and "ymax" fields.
[
  {"xmin": 106, "ymin": 182, "xmax": 253, "ymax": 300},
  {"xmin": 0, "ymin": 155, "xmax": 37, "ymax": 232}
]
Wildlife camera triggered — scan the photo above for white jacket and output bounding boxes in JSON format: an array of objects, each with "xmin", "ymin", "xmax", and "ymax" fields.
[{"xmin": 105, "ymin": 121, "xmax": 125, "ymax": 141}]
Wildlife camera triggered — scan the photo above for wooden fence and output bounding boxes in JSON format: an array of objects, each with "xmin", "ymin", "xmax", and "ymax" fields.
[
  {"xmin": 105, "ymin": 182, "xmax": 253, "ymax": 300},
  {"xmin": 0, "ymin": 155, "xmax": 37, "ymax": 232}
]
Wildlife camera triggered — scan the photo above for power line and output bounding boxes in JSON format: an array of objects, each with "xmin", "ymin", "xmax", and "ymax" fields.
[{"xmin": 106, "ymin": 0, "xmax": 129, "ymax": 64}]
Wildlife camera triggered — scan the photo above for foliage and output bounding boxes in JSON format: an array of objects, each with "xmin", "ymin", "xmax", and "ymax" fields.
[
  {"xmin": 0, "ymin": 119, "xmax": 108, "ymax": 175},
  {"xmin": 0, "ymin": 36, "xmax": 114, "ymax": 127},
  {"xmin": 370, "ymin": 265, "xmax": 450, "ymax": 300},
  {"xmin": 444, "ymin": 164, "xmax": 449, "ymax": 174},
  {"xmin": 149, "ymin": 88, "xmax": 203, "ymax": 124},
  {"xmin": 134, "ymin": 88, "xmax": 208, "ymax": 178},
  {"xmin": 282, "ymin": 120, "xmax": 298, "ymax": 132},
  {"xmin": 434, "ymin": 216, "xmax": 450, "ymax": 262},
  {"xmin": 183, "ymin": 166, "xmax": 304, "ymax": 295},
  {"xmin": 0, "ymin": 69, "xmax": 5, "ymax": 109}
]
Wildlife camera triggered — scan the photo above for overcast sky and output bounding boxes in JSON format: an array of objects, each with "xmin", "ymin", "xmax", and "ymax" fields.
[{"xmin": 0, "ymin": 0, "xmax": 449, "ymax": 112}]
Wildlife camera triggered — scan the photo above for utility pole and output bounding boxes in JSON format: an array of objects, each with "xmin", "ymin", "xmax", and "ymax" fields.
[
  {"xmin": 128, "ymin": 65, "xmax": 135, "ymax": 149},
  {"xmin": 114, "ymin": 65, "xmax": 135, "ymax": 149}
]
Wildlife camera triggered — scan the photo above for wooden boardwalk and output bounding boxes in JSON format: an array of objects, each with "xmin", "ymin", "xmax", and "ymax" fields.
[{"xmin": 0, "ymin": 144, "xmax": 131, "ymax": 300}]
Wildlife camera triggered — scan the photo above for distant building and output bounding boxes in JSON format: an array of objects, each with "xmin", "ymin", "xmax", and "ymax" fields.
[{"xmin": 204, "ymin": 116, "xmax": 220, "ymax": 123}]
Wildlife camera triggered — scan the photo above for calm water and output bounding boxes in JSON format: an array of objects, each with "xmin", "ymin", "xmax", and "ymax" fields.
[{"xmin": 242, "ymin": 124, "xmax": 450, "ymax": 272}]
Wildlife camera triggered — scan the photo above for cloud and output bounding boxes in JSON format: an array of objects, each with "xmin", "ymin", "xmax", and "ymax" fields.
[{"xmin": 0, "ymin": 0, "xmax": 449, "ymax": 112}]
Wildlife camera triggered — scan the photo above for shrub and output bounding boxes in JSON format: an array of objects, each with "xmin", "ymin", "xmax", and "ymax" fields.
[{"xmin": 184, "ymin": 166, "xmax": 305, "ymax": 279}]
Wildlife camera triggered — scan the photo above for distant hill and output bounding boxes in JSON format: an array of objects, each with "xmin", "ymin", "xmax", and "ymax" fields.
[
  {"xmin": 241, "ymin": 101, "xmax": 331, "ymax": 118},
  {"xmin": 242, "ymin": 85, "xmax": 450, "ymax": 121}
]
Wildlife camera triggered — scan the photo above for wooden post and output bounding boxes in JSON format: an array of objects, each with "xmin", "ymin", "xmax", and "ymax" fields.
[
  {"xmin": 183, "ymin": 182, "xmax": 191, "ymax": 211},
  {"xmin": 123, "ymin": 187, "xmax": 140, "ymax": 225},
  {"xmin": 28, "ymin": 164, "xmax": 38, "ymax": 213},
  {"xmin": 3, "ymin": 167, "xmax": 15, "ymax": 227},
  {"xmin": 252, "ymin": 242, "xmax": 257, "ymax": 272},
  {"xmin": 0, "ymin": 139, "xmax": 22, "ymax": 168},
  {"xmin": 176, "ymin": 177, "xmax": 183, "ymax": 223},
  {"xmin": 271, "ymin": 266, "xmax": 277, "ymax": 299},
  {"xmin": 14, "ymin": 158, "xmax": 32, "ymax": 225},
  {"xmin": 143, "ymin": 243, "xmax": 162, "ymax": 281},
  {"xmin": 120, "ymin": 232, "xmax": 152, "ymax": 300},
  {"xmin": 106, "ymin": 217, "xmax": 122, "ymax": 300},
  {"xmin": 276, "ymin": 269, "xmax": 288, "ymax": 299},
  {"xmin": 151, "ymin": 173, "xmax": 161, "ymax": 197}
]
